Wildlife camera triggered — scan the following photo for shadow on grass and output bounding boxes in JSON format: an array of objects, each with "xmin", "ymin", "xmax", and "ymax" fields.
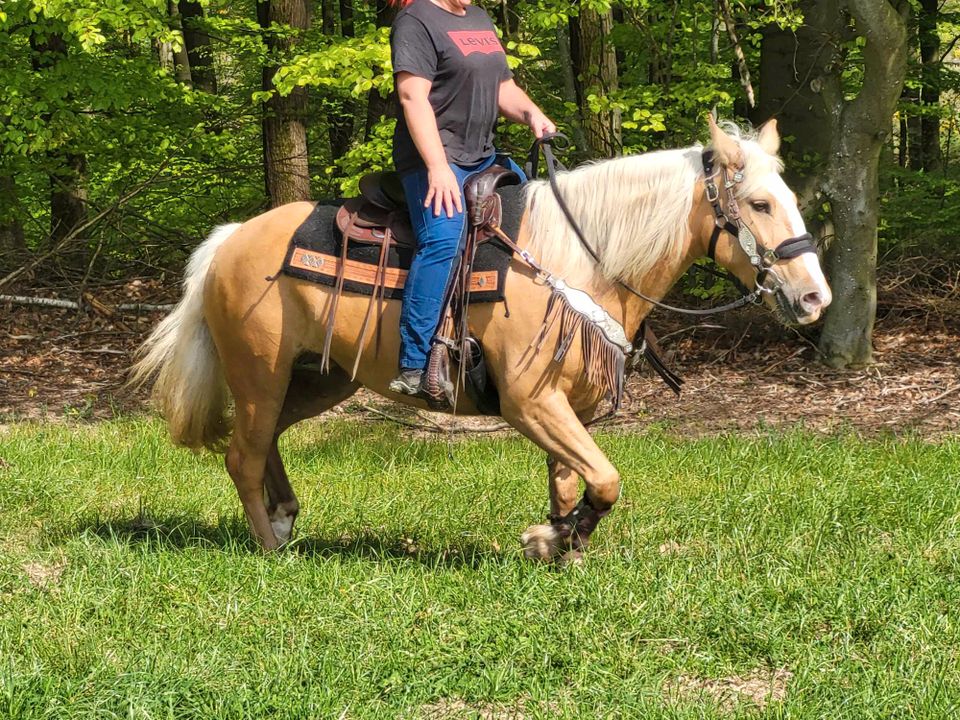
[{"xmin": 51, "ymin": 512, "xmax": 502, "ymax": 569}]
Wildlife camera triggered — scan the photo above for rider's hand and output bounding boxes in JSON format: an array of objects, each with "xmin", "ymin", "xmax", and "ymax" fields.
[
  {"xmin": 424, "ymin": 164, "xmax": 463, "ymax": 219},
  {"xmin": 526, "ymin": 109, "xmax": 557, "ymax": 139}
]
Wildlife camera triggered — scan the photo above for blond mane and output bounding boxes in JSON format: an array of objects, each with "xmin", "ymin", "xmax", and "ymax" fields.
[{"xmin": 522, "ymin": 125, "xmax": 782, "ymax": 289}]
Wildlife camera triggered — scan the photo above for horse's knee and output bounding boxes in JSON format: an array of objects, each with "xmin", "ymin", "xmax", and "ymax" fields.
[{"xmin": 587, "ymin": 466, "xmax": 620, "ymax": 510}]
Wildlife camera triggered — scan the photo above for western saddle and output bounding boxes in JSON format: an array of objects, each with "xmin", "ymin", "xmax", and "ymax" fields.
[{"xmin": 324, "ymin": 164, "xmax": 521, "ymax": 402}]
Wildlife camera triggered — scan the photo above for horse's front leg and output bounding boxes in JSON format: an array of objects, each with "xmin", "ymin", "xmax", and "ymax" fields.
[
  {"xmin": 520, "ymin": 456, "xmax": 581, "ymax": 562},
  {"xmin": 503, "ymin": 395, "xmax": 619, "ymax": 563}
]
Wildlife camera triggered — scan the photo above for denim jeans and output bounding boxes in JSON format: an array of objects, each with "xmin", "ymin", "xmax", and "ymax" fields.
[{"xmin": 397, "ymin": 154, "xmax": 526, "ymax": 370}]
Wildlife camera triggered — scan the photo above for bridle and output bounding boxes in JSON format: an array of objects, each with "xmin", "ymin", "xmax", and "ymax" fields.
[
  {"xmin": 701, "ymin": 150, "xmax": 818, "ymax": 300},
  {"xmin": 528, "ymin": 134, "xmax": 818, "ymax": 318}
]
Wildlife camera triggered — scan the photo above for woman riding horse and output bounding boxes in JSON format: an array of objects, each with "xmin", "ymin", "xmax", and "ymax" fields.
[{"xmin": 387, "ymin": 0, "xmax": 555, "ymax": 396}]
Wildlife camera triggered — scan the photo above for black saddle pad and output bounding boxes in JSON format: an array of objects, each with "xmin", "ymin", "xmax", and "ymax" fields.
[{"xmin": 281, "ymin": 185, "xmax": 525, "ymax": 304}]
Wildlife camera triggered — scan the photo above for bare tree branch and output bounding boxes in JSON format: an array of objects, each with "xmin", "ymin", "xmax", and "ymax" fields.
[{"xmin": 717, "ymin": 0, "xmax": 755, "ymax": 107}]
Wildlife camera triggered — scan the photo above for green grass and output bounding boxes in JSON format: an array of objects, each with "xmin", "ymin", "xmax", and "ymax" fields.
[{"xmin": 1, "ymin": 418, "xmax": 959, "ymax": 718}]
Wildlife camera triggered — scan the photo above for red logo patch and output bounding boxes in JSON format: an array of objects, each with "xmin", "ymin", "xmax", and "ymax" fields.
[{"xmin": 448, "ymin": 30, "xmax": 504, "ymax": 56}]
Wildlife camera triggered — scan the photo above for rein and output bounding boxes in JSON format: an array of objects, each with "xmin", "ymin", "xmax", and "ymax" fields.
[
  {"xmin": 480, "ymin": 133, "xmax": 818, "ymax": 405},
  {"xmin": 528, "ymin": 134, "xmax": 817, "ymax": 317}
]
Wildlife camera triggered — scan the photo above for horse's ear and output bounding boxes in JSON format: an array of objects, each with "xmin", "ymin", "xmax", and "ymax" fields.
[
  {"xmin": 758, "ymin": 119, "xmax": 781, "ymax": 156},
  {"xmin": 708, "ymin": 114, "xmax": 745, "ymax": 169}
]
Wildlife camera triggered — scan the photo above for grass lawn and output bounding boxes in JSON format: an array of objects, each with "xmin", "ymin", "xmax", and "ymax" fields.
[{"xmin": 1, "ymin": 417, "xmax": 958, "ymax": 718}]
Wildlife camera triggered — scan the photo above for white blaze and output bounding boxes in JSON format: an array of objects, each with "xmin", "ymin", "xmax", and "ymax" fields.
[{"xmin": 765, "ymin": 173, "xmax": 831, "ymax": 303}]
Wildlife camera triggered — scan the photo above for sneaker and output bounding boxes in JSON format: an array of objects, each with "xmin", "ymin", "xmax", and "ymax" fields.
[{"xmin": 388, "ymin": 368, "xmax": 423, "ymax": 395}]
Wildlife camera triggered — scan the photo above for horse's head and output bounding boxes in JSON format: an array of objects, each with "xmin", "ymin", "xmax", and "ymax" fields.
[{"xmin": 699, "ymin": 117, "xmax": 831, "ymax": 325}]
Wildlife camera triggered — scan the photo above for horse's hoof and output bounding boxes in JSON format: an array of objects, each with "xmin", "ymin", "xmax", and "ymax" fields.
[
  {"xmin": 521, "ymin": 524, "xmax": 564, "ymax": 562},
  {"xmin": 269, "ymin": 505, "xmax": 298, "ymax": 546}
]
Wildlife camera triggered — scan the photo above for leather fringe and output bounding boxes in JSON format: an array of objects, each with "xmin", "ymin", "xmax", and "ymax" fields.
[{"xmin": 535, "ymin": 288, "xmax": 627, "ymax": 410}]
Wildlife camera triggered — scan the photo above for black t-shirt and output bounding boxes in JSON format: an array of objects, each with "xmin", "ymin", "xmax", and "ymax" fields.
[{"xmin": 391, "ymin": 0, "xmax": 512, "ymax": 172}]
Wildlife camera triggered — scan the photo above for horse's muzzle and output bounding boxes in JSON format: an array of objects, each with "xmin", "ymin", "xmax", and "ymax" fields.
[{"xmin": 782, "ymin": 288, "xmax": 829, "ymax": 325}]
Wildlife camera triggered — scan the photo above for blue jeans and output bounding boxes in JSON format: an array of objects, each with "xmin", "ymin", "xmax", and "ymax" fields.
[{"xmin": 398, "ymin": 154, "xmax": 526, "ymax": 370}]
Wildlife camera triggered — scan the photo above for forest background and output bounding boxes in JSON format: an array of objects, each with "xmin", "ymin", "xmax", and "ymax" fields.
[{"xmin": 0, "ymin": 0, "xmax": 958, "ymax": 370}]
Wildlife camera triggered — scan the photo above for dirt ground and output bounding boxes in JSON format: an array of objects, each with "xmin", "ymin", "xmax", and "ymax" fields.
[{"xmin": 1, "ymin": 267, "xmax": 958, "ymax": 437}]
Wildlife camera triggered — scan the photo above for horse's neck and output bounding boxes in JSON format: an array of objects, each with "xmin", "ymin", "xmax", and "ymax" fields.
[
  {"xmin": 561, "ymin": 159, "xmax": 708, "ymax": 338},
  {"xmin": 601, "ymin": 231, "xmax": 704, "ymax": 342}
]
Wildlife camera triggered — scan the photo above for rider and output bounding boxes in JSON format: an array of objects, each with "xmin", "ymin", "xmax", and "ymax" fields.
[{"xmin": 387, "ymin": 0, "xmax": 556, "ymax": 395}]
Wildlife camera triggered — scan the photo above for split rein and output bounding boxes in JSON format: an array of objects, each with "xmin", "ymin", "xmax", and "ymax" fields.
[{"xmin": 525, "ymin": 134, "xmax": 818, "ymax": 318}]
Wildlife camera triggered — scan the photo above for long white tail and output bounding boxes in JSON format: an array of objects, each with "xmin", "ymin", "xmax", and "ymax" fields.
[{"xmin": 129, "ymin": 223, "xmax": 241, "ymax": 450}]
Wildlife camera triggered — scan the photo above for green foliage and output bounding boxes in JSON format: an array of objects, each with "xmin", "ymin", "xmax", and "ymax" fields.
[
  {"xmin": 1, "ymin": 0, "xmax": 956, "ymax": 276},
  {"xmin": 273, "ymin": 26, "xmax": 393, "ymax": 99},
  {"xmin": 879, "ymin": 163, "xmax": 960, "ymax": 255},
  {"xmin": 0, "ymin": 0, "xmax": 265, "ymax": 272},
  {"xmin": 330, "ymin": 119, "xmax": 396, "ymax": 195}
]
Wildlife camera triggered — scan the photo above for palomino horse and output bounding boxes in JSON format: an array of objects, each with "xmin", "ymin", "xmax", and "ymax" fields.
[{"xmin": 132, "ymin": 118, "xmax": 831, "ymax": 561}]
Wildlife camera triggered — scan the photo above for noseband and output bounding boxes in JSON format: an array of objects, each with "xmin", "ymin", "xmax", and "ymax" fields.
[{"xmin": 701, "ymin": 150, "xmax": 818, "ymax": 294}]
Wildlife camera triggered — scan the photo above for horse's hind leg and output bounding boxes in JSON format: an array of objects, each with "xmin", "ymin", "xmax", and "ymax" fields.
[
  {"xmin": 224, "ymin": 381, "xmax": 287, "ymax": 550},
  {"xmin": 262, "ymin": 364, "xmax": 360, "ymax": 544},
  {"xmin": 263, "ymin": 445, "xmax": 298, "ymax": 545}
]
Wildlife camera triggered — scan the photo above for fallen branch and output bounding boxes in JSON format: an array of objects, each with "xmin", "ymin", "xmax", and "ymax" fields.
[
  {"xmin": 117, "ymin": 302, "xmax": 175, "ymax": 313},
  {"xmin": 0, "ymin": 295, "xmax": 79, "ymax": 310},
  {"xmin": 0, "ymin": 158, "xmax": 171, "ymax": 292},
  {"xmin": 61, "ymin": 347, "xmax": 126, "ymax": 356},
  {"xmin": 0, "ymin": 295, "xmax": 174, "ymax": 313},
  {"xmin": 925, "ymin": 384, "xmax": 960, "ymax": 404},
  {"xmin": 0, "ymin": 367, "xmax": 39, "ymax": 377}
]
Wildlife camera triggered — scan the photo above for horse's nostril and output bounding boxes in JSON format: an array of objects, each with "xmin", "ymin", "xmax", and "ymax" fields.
[{"xmin": 800, "ymin": 291, "xmax": 822, "ymax": 311}]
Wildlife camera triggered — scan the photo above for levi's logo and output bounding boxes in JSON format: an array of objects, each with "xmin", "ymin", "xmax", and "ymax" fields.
[{"xmin": 448, "ymin": 30, "xmax": 504, "ymax": 56}]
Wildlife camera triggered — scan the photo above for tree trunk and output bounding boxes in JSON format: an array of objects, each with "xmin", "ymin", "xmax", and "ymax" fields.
[
  {"xmin": 809, "ymin": 0, "xmax": 909, "ymax": 368},
  {"xmin": 364, "ymin": 0, "xmax": 396, "ymax": 141},
  {"xmin": 718, "ymin": 0, "xmax": 755, "ymax": 113},
  {"xmin": 178, "ymin": 0, "xmax": 218, "ymax": 94},
  {"xmin": 50, "ymin": 153, "xmax": 87, "ymax": 249},
  {"xmin": 0, "ymin": 174, "xmax": 26, "ymax": 259},
  {"xmin": 168, "ymin": 0, "xmax": 193, "ymax": 85},
  {"xmin": 30, "ymin": 31, "xmax": 88, "ymax": 258},
  {"xmin": 898, "ymin": 95, "xmax": 908, "ymax": 167},
  {"xmin": 258, "ymin": 0, "xmax": 312, "ymax": 207},
  {"xmin": 155, "ymin": 38, "xmax": 174, "ymax": 71},
  {"xmin": 904, "ymin": 83, "xmax": 923, "ymax": 170},
  {"xmin": 569, "ymin": 3, "xmax": 621, "ymax": 158},
  {"xmin": 555, "ymin": 24, "xmax": 586, "ymax": 152},
  {"xmin": 325, "ymin": 0, "xmax": 356, "ymax": 161},
  {"xmin": 339, "ymin": 0, "xmax": 354, "ymax": 38},
  {"xmin": 757, "ymin": 18, "xmax": 831, "ymax": 206},
  {"xmin": 321, "ymin": 0, "xmax": 337, "ymax": 35},
  {"xmin": 820, "ymin": 136, "xmax": 882, "ymax": 368},
  {"xmin": 918, "ymin": 0, "xmax": 942, "ymax": 172}
]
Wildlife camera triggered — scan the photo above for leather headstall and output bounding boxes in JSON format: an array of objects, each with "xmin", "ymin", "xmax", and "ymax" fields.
[{"xmin": 701, "ymin": 150, "xmax": 818, "ymax": 293}]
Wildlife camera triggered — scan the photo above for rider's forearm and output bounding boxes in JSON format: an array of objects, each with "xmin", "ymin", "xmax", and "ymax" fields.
[
  {"xmin": 498, "ymin": 79, "xmax": 542, "ymax": 125},
  {"xmin": 399, "ymin": 95, "xmax": 448, "ymax": 170}
]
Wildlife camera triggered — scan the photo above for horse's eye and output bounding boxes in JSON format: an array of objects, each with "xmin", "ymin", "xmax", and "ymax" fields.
[{"xmin": 750, "ymin": 200, "xmax": 771, "ymax": 214}]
